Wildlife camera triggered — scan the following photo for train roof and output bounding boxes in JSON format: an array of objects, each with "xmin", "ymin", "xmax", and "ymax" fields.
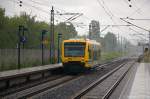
[{"xmin": 63, "ymin": 38, "xmax": 101, "ymax": 46}]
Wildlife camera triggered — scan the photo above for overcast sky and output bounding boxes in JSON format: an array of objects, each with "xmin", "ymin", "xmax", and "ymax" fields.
[{"xmin": 0, "ymin": 0, "xmax": 150, "ymax": 45}]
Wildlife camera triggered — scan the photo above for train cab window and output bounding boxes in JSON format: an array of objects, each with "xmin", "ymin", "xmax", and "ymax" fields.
[{"xmin": 64, "ymin": 42, "xmax": 85, "ymax": 57}]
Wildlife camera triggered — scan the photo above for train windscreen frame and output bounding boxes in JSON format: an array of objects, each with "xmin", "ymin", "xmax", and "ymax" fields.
[{"xmin": 64, "ymin": 42, "xmax": 85, "ymax": 57}]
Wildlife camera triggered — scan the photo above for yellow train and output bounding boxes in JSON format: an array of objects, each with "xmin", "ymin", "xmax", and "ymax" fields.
[{"xmin": 61, "ymin": 38, "xmax": 101, "ymax": 72}]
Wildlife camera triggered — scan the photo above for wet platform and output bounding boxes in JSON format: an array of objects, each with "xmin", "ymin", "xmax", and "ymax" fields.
[
  {"xmin": 119, "ymin": 63, "xmax": 150, "ymax": 99},
  {"xmin": 0, "ymin": 63, "xmax": 62, "ymax": 89},
  {"xmin": 0, "ymin": 63, "xmax": 62, "ymax": 80}
]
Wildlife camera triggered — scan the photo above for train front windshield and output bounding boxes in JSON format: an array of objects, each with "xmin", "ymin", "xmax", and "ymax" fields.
[{"xmin": 64, "ymin": 42, "xmax": 85, "ymax": 57}]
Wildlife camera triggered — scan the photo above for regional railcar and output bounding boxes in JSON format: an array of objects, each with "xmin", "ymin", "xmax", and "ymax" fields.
[{"xmin": 61, "ymin": 39, "xmax": 101, "ymax": 72}]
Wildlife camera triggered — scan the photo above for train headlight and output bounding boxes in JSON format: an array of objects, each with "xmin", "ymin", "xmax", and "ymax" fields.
[{"xmin": 81, "ymin": 58, "xmax": 84, "ymax": 62}]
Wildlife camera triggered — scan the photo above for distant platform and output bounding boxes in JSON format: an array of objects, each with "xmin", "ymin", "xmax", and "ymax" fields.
[{"xmin": 119, "ymin": 63, "xmax": 150, "ymax": 99}]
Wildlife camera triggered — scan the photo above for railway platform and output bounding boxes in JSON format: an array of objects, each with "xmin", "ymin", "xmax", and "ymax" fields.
[
  {"xmin": 117, "ymin": 63, "xmax": 150, "ymax": 99},
  {"xmin": 0, "ymin": 63, "xmax": 62, "ymax": 89},
  {"xmin": 0, "ymin": 63, "xmax": 62, "ymax": 80}
]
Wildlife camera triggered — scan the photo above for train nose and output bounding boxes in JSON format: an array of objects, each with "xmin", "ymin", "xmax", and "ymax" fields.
[
  {"xmin": 64, "ymin": 57, "xmax": 85, "ymax": 62},
  {"xmin": 68, "ymin": 58, "xmax": 72, "ymax": 61},
  {"xmin": 81, "ymin": 58, "xmax": 84, "ymax": 62}
]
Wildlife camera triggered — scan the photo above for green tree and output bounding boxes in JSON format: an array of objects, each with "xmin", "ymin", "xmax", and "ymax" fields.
[
  {"xmin": 103, "ymin": 32, "xmax": 117, "ymax": 52},
  {"xmin": 54, "ymin": 22, "xmax": 77, "ymax": 49},
  {"xmin": 0, "ymin": 8, "xmax": 5, "ymax": 29},
  {"xmin": 55, "ymin": 22, "xmax": 77, "ymax": 40},
  {"xmin": 0, "ymin": 7, "xmax": 77, "ymax": 49}
]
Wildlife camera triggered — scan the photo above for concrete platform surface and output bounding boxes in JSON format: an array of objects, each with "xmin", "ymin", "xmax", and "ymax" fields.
[
  {"xmin": 0, "ymin": 63, "xmax": 62, "ymax": 80},
  {"xmin": 119, "ymin": 63, "xmax": 150, "ymax": 99}
]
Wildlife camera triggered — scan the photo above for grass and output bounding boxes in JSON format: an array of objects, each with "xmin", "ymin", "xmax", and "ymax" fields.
[
  {"xmin": 0, "ymin": 59, "xmax": 50, "ymax": 71},
  {"xmin": 0, "ymin": 52, "xmax": 123, "ymax": 71},
  {"xmin": 101, "ymin": 51, "xmax": 123, "ymax": 63}
]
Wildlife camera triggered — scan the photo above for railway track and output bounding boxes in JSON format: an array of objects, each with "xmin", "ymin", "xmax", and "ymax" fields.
[
  {"xmin": 27, "ymin": 58, "xmax": 133, "ymax": 99},
  {"xmin": 0, "ymin": 58, "xmax": 136, "ymax": 99},
  {"xmin": 73, "ymin": 60, "xmax": 135, "ymax": 99},
  {"xmin": 1, "ymin": 75, "xmax": 79, "ymax": 99}
]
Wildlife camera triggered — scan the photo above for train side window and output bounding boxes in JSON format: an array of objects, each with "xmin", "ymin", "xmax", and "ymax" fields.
[
  {"xmin": 88, "ymin": 46, "xmax": 91, "ymax": 59},
  {"xmin": 94, "ymin": 45, "xmax": 97, "ymax": 60}
]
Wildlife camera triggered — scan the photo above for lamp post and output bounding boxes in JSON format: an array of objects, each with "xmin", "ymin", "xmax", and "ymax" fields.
[{"xmin": 57, "ymin": 33, "xmax": 62, "ymax": 63}]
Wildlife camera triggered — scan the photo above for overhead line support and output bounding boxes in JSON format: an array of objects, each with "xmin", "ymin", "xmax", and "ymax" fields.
[
  {"xmin": 50, "ymin": 6, "xmax": 55, "ymax": 64},
  {"xmin": 120, "ymin": 18, "xmax": 149, "ymax": 32}
]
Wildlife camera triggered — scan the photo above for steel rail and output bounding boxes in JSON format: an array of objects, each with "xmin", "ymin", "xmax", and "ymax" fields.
[
  {"xmin": 2, "ymin": 75, "xmax": 77, "ymax": 99},
  {"xmin": 72, "ymin": 60, "xmax": 127, "ymax": 99},
  {"xmin": 102, "ymin": 62, "xmax": 134, "ymax": 99}
]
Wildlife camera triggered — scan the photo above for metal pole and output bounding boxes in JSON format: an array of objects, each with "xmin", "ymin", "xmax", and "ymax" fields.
[
  {"xmin": 41, "ymin": 30, "xmax": 47, "ymax": 65},
  {"xmin": 22, "ymin": 26, "xmax": 25, "ymax": 49},
  {"xmin": 59, "ymin": 35, "xmax": 62, "ymax": 63},
  {"xmin": 57, "ymin": 35, "xmax": 60, "ymax": 63},
  {"xmin": 22, "ymin": 26, "xmax": 25, "ymax": 67},
  {"xmin": 113, "ymin": 36, "xmax": 114, "ymax": 51},
  {"xmin": 57, "ymin": 33, "xmax": 62, "ymax": 63},
  {"xmin": 124, "ymin": 38, "xmax": 126, "ymax": 55},
  {"xmin": 42, "ymin": 31, "xmax": 44, "ymax": 65},
  {"xmin": 117, "ymin": 33, "xmax": 119, "ymax": 51},
  {"xmin": 121, "ymin": 36, "xmax": 122, "ymax": 56},
  {"xmin": 18, "ymin": 25, "xmax": 22, "ymax": 69},
  {"xmin": 149, "ymin": 31, "xmax": 150, "ymax": 52},
  {"xmin": 89, "ymin": 24, "xmax": 91, "ymax": 39},
  {"xmin": 50, "ymin": 6, "xmax": 55, "ymax": 64}
]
